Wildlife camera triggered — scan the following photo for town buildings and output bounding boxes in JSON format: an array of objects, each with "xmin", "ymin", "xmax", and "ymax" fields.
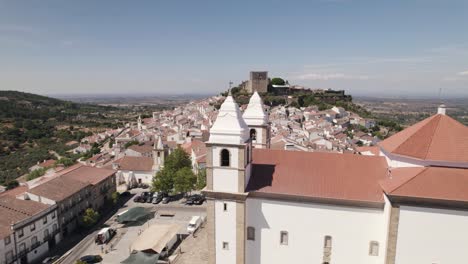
[
  {"xmin": 0, "ymin": 165, "xmax": 116, "ymax": 264},
  {"xmin": 0, "ymin": 196, "xmax": 58, "ymax": 264},
  {"xmin": 204, "ymin": 93, "xmax": 468, "ymax": 264}
]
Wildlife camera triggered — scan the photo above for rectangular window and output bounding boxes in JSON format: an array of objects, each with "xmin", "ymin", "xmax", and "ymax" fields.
[
  {"xmin": 324, "ymin": 235, "xmax": 332, "ymax": 248},
  {"xmin": 6, "ymin": 251, "xmax": 13, "ymax": 263},
  {"xmin": 280, "ymin": 231, "xmax": 288, "ymax": 245},
  {"xmin": 369, "ymin": 241, "xmax": 379, "ymax": 256},
  {"xmin": 223, "ymin": 203, "xmax": 227, "ymax": 212},
  {"xmin": 30, "ymin": 223, "xmax": 36, "ymax": 231},
  {"xmin": 5, "ymin": 235, "xmax": 11, "ymax": 245},
  {"xmin": 19, "ymin": 243, "xmax": 26, "ymax": 253},
  {"xmin": 247, "ymin": 227, "xmax": 255, "ymax": 241},
  {"xmin": 51, "ymin": 211, "xmax": 56, "ymax": 219},
  {"xmin": 222, "ymin": 242, "xmax": 229, "ymax": 250},
  {"xmin": 43, "ymin": 216, "xmax": 48, "ymax": 224},
  {"xmin": 18, "ymin": 228, "xmax": 24, "ymax": 238}
]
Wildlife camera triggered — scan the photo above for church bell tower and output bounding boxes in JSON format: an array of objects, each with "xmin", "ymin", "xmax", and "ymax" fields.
[
  {"xmin": 243, "ymin": 91, "xmax": 270, "ymax": 148},
  {"xmin": 204, "ymin": 92, "xmax": 252, "ymax": 264}
]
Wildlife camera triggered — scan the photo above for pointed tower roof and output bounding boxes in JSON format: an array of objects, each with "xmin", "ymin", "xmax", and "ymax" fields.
[
  {"xmin": 154, "ymin": 136, "xmax": 164, "ymax": 150},
  {"xmin": 379, "ymin": 114, "xmax": 468, "ymax": 163},
  {"xmin": 243, "ymin": 91, "xmax": 268, "ymax": 126},
  {"xmin": 209, "ymin": 95, "xmax": 249, "ymax": 144}
]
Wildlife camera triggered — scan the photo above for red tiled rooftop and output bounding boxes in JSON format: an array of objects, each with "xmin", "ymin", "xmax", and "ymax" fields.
[
  {"xmin": 246, "ymin": 149, "xmax": 388, "ymax": 204},
  {"xmin": 28, "ymin": 176, "xmax": 89, "ymax": 202},
  {"xmin": 380, "ymin": 167, "xmax": 468, "ymax": 203},
  {"xmin": 62, "ymin": 165, "xmax": 115, "ymax": 185},
  {"xmin": 114, "ymin": 156, "xmax": 153, "ymax": 171},
  {"xmin": 379, "ymin": 114, "xmax": 468, "ymax": 163},
  {"xmin": 0, "ymin": 196, "xmax": 51, "ymax": 239}
]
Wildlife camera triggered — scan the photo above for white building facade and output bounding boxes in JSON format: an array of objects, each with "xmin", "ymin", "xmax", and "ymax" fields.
[{"xmin": 205, "ymin": 94, "xmax": 468, "ymax": 264}]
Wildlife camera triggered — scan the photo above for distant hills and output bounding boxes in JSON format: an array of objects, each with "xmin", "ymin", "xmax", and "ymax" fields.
[
  {"xmin": 0, "ymin": 90, "xmax": 114, "ymax": 120},
  {"xmin": 0, "ymin": 91, "xmax": 120, "ymax": 187}
]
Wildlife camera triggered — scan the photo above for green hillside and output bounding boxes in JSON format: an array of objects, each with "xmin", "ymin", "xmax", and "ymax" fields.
[{"xmin": 0, "ymin": 91, "xmax": 119, "ymax": 187}]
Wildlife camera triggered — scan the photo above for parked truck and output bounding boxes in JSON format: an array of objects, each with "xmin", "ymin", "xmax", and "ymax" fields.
[{"xmin": 95, "ymin": 227, "xmax": 116, "ymax": 244}]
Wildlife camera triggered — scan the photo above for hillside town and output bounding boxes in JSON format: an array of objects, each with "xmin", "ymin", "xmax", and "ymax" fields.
[
  {"xmin": 1, "ymin": 73, "xmax": 468, "ymax": 264},
  {"xmin": 0, "ymin": 72, "xmax": 383, "ymax": 264}
]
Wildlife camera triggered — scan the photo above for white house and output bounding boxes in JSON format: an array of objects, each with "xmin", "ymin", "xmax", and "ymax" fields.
[
  {"xmin": 0, "ymin": 196, "xmax": 59, "ymax": 264},
  {"xmin": 204, "ymin": 94, "xmax": 468, "ymax": 264}
]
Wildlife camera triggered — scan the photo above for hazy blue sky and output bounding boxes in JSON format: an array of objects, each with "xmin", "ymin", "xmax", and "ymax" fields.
[{"xmin": 1, "ymin": 0, "xmax": 468, "ymax": 97}]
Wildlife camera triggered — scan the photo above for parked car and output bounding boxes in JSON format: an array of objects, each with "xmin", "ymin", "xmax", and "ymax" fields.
[
  {"xmin": 146, "ymin": 192, "xmax": 154, "ymax": 203},
  {"xmin": 187, "ymin": 216, "xmax": 203, "ymax": 234},
  {"xmin": 152, "ymin": 196, "xmax": 161, "ymax": 204},
  {"xmin": 121, "ymin": 191, "xmax": 131, "ymax": 197},
  {"xmin": 95, "ymin": 228, "xmax": 116, "ymax": 244},
  {"xmin": 185, "ymin": 194, "xmax": 206, "ymax": 205},
  {"xmin": 133, "ymin": 195, "xmax": 144, "ymax": 203},
  {"xmin": 152, "ymin": 192, "xmax": 167, "ymax": 204},
  {"xmin": 42, "ymin": 255, "xmax": 59, "ymax": 264},
  {"xmin": 79, "ymin": 255, "xmax": 103, "ymax": 263},
  {"xmin": 162, "ymin": 196, "xmax": 171, "ymax": 204}
]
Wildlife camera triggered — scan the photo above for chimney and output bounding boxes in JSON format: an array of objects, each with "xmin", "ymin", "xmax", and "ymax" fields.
[{"xmin": 437, "ymin": 104, "xmax": 446, "ymax": 115}]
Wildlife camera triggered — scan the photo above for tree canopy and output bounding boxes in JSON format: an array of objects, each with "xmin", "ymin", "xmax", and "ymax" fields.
[
  {"xmin": 270, "ymin": 77, "xmax": 286, "ymax": 86},
  {"xmin": 82, "ymin": 208, "xmax": 100, "ymax": 227},
  {"xmin": 152, "ymin": 147, "xmax": 196, "ymax": 194}
]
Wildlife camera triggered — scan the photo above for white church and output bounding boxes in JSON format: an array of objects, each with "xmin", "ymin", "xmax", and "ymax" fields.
[{"xmin": 203, "ymin": 91, "xmax": 468, "ymax": 264}]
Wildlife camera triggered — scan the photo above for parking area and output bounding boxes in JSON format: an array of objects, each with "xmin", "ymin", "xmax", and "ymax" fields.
[{"xmin": 62, "ymin": 187, "xmax": 207, "ymax": 264}]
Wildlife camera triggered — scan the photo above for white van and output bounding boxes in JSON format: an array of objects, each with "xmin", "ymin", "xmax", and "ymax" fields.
[
  {"xmin": 95, "ymin": 227, "xmax": 116, "ymax": 244},
  {"xmin": 187, "ymin": 216, "xmax": 202, "ymax": 234}
]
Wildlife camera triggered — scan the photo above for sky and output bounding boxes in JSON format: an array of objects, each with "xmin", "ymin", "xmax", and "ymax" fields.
[{"xmin": 1, "ymin": 0, "xmax": 468, "ymax": 98}]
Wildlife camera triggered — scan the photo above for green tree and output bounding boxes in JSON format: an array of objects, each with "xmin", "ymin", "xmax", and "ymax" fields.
[
  {"xmin": 124, "ymin": 140, "xmax": 139, "ymax": 149},
  {"xmin": 164, "ymin": 147, "xmax": 192, "ymax": 172},
  {"xmin": 82, "ymin": 208, "xmax": 100, "ymax": 227},
  {"xmin": 174, "ymin": 167, "xmax": 197, "ymax": 194},
  {"xmin": 56, "ymin": 158, "xmax": 75, "ymax": 167},
  {"xmin": 197, "ymin": 168, "xmax": 207, "ymax": 190},
  {"xmin": 152, "ymin": 147, "xmax": 193, "ymax": 194},
  {"xmin": 27, "ymin": 167, "xmax": 48, "ymax": 181},
  {"xmin": 111, "ymin": 192, "xmax": 120, "ymax": 205},
  {"xmin": 270, "ymin": 77, "xmax": 286, "ymax": 86},
  {"xmin": 5, "ymin": 180, "xmax": 19, "ymax": 190},
  {"xmin": 152, "ymin": 168, "xmax": 175, "ymax": 193}
]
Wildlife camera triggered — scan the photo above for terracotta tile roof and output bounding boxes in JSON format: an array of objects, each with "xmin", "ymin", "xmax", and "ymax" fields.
[
  {"xmin": 28, "ymin": 176, "xmax": 89, "ymax": 202},
  {"xmin": 246, "ymin": 149, "xmax": 388, "ymax": 204},
  {"xmin": 0, "ymin": 196, "xmax": 51, "ymax": 239},
  {"xmin": 379, "ymin": 114, "xmax": 468, "ymax": 163},
  {"xmin": 380, "ymin": 167, "xmax": 468, "ymax": 203},
  {"xmin": 356, "ymin": 146, "xmax": 380, "ymax": 156},
  {"xmin": 114, "ymin": 156, "xmax": 154, "ymax": 171},
  {"xmin": 0, "ymin": 185, "xmax": 28, "ymax": 197},
  {"xmin": 61, "ymin": 165, "xmax": 115, "ymax": 185},
  {"xmin": 181, "ymin": 140, "xmax": 207, "ymax": 157},
  {"xmin": 127, "ymin": 143, "xmax": 154, "ymax": 154}
]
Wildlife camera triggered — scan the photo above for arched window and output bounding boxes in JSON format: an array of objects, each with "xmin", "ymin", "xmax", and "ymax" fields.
[
  {"xmin": 220, "ymin": 149, "xmax": 230, "ymax": 167},
  {"xmin": 250, "ymin": 129, "xmax": 257, "ymax": 141}
]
